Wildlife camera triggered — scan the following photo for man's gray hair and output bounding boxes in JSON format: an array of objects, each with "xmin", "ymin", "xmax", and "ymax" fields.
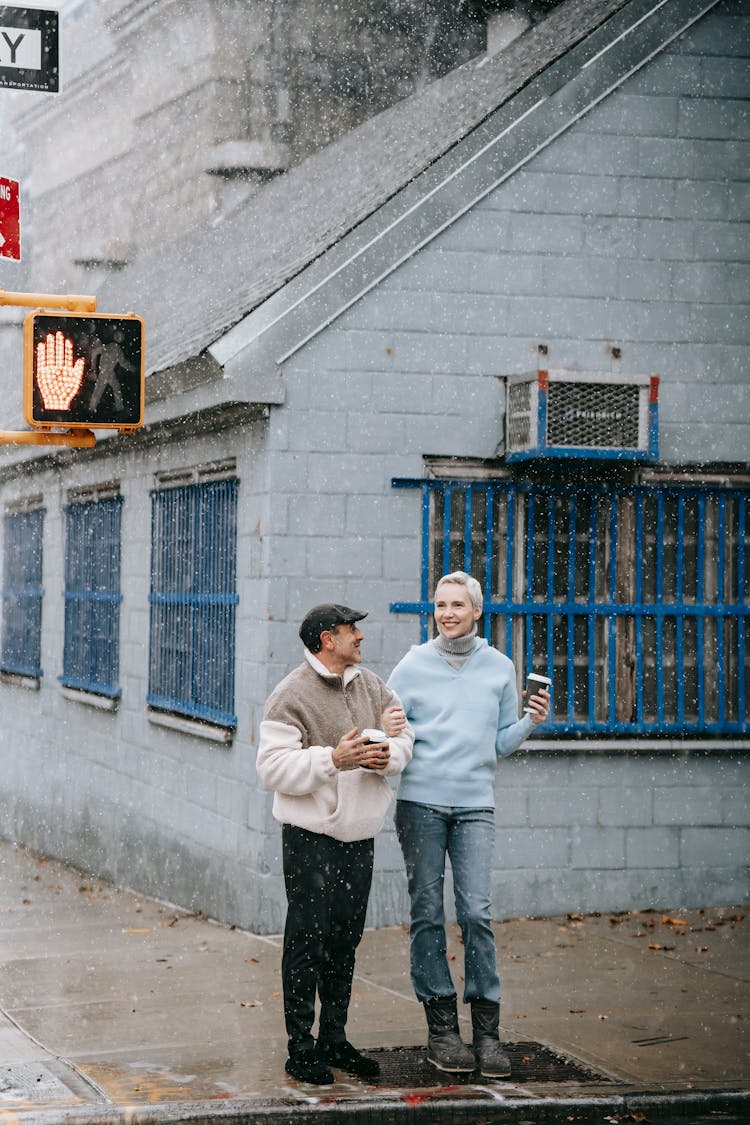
[{"xmin": 435, "ymin": 571, "xmax": 483, "ymax": 610}]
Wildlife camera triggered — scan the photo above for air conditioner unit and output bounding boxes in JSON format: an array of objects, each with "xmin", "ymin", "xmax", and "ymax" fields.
[{"xmin": 505, "ymin": 370, "xmax": 659, "ymax": 462}]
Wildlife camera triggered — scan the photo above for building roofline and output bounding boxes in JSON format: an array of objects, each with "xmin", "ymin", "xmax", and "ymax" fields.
[{"xmin": 208, "ymin": 0, "xmax": 720, "ymax": 384}]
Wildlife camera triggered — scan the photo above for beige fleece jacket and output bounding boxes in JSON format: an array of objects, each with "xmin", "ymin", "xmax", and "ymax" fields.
[{"xmin": 257, "ymin": 651, "xmax": 413, "ymax": 842}]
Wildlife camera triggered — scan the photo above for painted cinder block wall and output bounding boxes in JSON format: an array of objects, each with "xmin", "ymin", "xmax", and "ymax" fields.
[
  {"xmin": 254, "ymin": 0, "xmax": 750, "ymax": 928},
  {"xmin": 0, "ymin": 1, "xmax": 746, "ymax": 932},
  {"xmin": 0, "ymin": 418, "xmax": 281, "ymax": 929}
]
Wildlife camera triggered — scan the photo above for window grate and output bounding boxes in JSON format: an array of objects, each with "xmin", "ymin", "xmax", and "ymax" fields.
[
  {"xmin": 391, "ymin": 478, "xmax": 749, "ymax": 737},
  {"xmin": 148, "ymin": 478, "xmax": 238, "ymax": 728},
  {"xmin": 1, "ymin": 507, "xmax": 44, "ymax": 678},
  {"xmin": 61, "ymin": 497, "xmax": 122, "ymax": 698}
]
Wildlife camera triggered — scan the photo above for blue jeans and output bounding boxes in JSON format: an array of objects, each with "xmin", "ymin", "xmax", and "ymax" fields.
[{"xmin": 395, "ymin": 799, "xmax": 500, "ymax": 1005}]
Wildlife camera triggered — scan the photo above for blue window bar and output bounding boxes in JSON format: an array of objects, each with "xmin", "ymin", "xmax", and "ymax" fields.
[
  {"xmin": 61, "ymin": 497, "xmax": 123, "ymax": 697},
  {"xmin": 1, "ymin": 507, "xmax": 44, "ymax": 678},
  {"xmin": 391, "ymin": 478, "xmax": 749, "ymax": 737},
  {"xmin": 148, "ymin": 479, "xmax": 238, "ymax": 728}
]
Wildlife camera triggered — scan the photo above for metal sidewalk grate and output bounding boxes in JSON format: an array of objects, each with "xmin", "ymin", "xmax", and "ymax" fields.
[{"xmin": 367, "ymin": 1042, "xmax": 612, "ymax": 1087}]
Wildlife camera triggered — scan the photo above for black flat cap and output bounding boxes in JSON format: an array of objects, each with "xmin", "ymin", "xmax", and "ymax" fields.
[{"xmin": 299, "ymin": 603, "xmax": 368, "ymax": 651}]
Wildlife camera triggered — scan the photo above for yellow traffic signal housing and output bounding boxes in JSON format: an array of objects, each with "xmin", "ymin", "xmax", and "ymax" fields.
[{"xmin": 23, "ymin": 311, "xmax": 145, "ymax": 431}]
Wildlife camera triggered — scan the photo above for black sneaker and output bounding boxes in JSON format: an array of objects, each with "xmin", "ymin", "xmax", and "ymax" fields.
[
  {"xmin": 317, "ymin": 1039, "xmax": 380, "ymax": 1078},
  {"xmin": 285, "ymin": 1050, "xmax": 334, "ymax": 1085}
]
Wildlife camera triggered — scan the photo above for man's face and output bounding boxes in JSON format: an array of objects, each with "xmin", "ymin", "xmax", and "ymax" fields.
[{"xmin": 323, "ymin": 622, "xmax": 363, "ymax": 670}]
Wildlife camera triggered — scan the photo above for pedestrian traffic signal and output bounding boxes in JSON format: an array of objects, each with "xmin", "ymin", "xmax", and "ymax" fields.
[{"xmin": 23, "ymin": 311, "xmax": 145, "ymax": 431}]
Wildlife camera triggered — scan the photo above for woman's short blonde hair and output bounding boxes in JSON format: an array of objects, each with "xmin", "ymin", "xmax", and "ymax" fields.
[{"xmin": 434, "ymin": 571, "xmax": 483, "ymax": 610}]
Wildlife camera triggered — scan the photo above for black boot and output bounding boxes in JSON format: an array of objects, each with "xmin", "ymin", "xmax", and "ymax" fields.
[
  {"xmin": 317, "ymin": 1039, "xmax": 380, "ymax": 1078},
  {"xmin": 285, "ymin": 1049, "xmax": 334, "ymax": 1085},
  {"xmin": 423, "ymin": 995, "xmax": 475, "ymax": 1073},
  {"xmin": 471, "ymin": 999, "xmax": 511, "ymax": 1078}
]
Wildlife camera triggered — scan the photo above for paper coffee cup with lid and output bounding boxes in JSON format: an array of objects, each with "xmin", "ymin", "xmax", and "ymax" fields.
[{"xmin": 523, "ymin": 673, "xmax": 552, "ymax": 713}]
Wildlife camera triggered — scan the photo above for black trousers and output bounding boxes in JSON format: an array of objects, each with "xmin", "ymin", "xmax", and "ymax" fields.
[{"xmin": 281, "ymin": 824, "xmax": 374, "ymax": 1054}]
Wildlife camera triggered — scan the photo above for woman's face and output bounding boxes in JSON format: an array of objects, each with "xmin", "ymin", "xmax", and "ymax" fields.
[{"xmin": 434, "ymin": 582, "xmax": 482, "ymax": 639}]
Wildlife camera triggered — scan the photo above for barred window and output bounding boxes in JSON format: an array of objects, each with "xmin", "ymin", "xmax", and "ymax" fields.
[
  {"xmin": 62, "ymin": 495, "xmax": 122, "ymax": 697},
  {"xmin": 1, "ymin": 505, "xmax": 44, "ymax": 679},
  {"xmin": 148, "ymin": 477, "xmax": 238, "ymax": 728},
  {"xmin": 392, "ymin": 477, "xmax": 749, "ymax": 737}
]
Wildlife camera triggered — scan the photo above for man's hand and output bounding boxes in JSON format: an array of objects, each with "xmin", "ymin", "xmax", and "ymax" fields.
[
  {"xmin": 332, "ymin": 728, "xmax": 390, "ymax": 770},
  {"xmin": 381, "ymin": 704, "xmax": 406, "ymax": 736},
  {"xmin": 360, "ymin": 739, "xmax": 390, "ymax": 771}
]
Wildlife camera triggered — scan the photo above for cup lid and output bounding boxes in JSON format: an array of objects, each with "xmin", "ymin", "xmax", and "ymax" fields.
[{"xmin": 361, "ymin": 728, "xmax": 387, "ymax": 741}]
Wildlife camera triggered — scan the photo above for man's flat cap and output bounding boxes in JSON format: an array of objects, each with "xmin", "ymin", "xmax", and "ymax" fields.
[{"xmin": 299, "ymin": 603, "xmax": 368, "ymax": 650}]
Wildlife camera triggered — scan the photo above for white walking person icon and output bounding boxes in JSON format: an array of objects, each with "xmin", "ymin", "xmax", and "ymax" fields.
[{"xmin": 89, "ymin": 330, "xmax": 136, "ymax": 414}]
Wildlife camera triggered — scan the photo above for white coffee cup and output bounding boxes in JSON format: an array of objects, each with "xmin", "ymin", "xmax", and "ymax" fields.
[
  {"xmin": 524, "ymin": 673, "xmax": 552, "ymax": 713},
  {"xmin": 361, "ymin": 728, "xmax": 388, "ymax": 745}
]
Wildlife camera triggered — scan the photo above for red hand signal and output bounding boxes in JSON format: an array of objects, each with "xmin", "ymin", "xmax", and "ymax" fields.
[{"xmin": 35, "ymin": 331, "xmax": 86, "ymax": 410}]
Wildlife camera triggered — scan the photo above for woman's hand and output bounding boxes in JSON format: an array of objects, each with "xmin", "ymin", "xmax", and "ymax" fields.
[
  {"xmin": 525, "ymin": 688, "xmax": 551, "ymax": 726},
  {"xmin": 381, "ymin": 704, "xmax": 407, "ymax": 736}
]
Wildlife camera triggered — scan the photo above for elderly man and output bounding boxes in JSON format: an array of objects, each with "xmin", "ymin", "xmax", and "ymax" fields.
[{"xmin": 257, "ymin": 603, "xmax": 413, "ymax": 1085}]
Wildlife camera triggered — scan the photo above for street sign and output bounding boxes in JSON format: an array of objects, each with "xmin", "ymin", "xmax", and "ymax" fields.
[
  {"xmin": 0, "ymin": 6, "xmax": 58, "ymax": 92},
  {"xmin": 0, "ymin": 176, "xmax": 20, "ymax": 261},
  {"xmin": 23, "ymin": 312, "xmax": 145, "ymax": 431}
]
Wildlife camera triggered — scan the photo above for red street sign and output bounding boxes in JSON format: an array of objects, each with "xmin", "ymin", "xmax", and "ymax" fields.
[{"xmin": 0, "ymin": 176, "xmax": 20, "ymax": 261}]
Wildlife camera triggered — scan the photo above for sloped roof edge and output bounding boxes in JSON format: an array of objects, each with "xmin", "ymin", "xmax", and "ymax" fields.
[
  {"xmin": 98, "ymin": 0, "xmax": 630, "ymax": 377},
  {"xmin": 211, "ymin": 0, "xmax": 720, "ymax": 381},
  {"xmin": 97, "ymin": 0, "xmax": 719, "ymax": 385}
]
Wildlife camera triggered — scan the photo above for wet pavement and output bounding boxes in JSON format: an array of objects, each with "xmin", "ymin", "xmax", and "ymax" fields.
[{"xmin": 0, "ymin": 839, "xmax": 747, "ymax": 1123}]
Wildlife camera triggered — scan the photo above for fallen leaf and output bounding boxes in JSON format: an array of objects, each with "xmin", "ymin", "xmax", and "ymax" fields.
[
  {"xmin": 245, "ymin": 957, "xmax": 259, "ymax": 964},
  {"xmin": 240, "ymin": 999, "xmax": 264, "ymax": 1007}
]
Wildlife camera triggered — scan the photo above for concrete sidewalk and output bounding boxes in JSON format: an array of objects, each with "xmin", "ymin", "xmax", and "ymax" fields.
[{"xmin": 0, "ymin": 839, "xmax": 747, "ymax": 1124}]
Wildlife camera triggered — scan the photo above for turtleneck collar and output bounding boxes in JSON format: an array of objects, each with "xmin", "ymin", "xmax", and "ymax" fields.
[{"xmin": 431, "ymin": 625, "xmax": 479, "ymax": 669}]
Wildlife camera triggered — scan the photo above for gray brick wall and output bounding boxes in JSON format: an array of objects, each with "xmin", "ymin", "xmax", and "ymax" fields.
[
  {"xmin": 317, "ymin": 0, "xmax": 749, "ymax": 467},
  {"xmin": 0, "ymin": 1, "xmax": 746, "ymax": 933},
  {"xmin": 265, "ymin": 1, "xmax": 749, "ymax": 924},
  {"xmin": 6, "ymin": 0, "xmax": 485, "ymax": 291}
]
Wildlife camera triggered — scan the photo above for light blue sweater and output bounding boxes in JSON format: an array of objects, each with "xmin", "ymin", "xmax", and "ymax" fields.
[{"xmin": 387, "ymin": 639, "xmax": 534, "ymax": 809}]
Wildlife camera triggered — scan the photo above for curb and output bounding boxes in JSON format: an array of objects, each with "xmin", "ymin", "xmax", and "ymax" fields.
[{"xmin": 11, "ymin": 1088, "xmax": 750, "ymax": 1125}]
